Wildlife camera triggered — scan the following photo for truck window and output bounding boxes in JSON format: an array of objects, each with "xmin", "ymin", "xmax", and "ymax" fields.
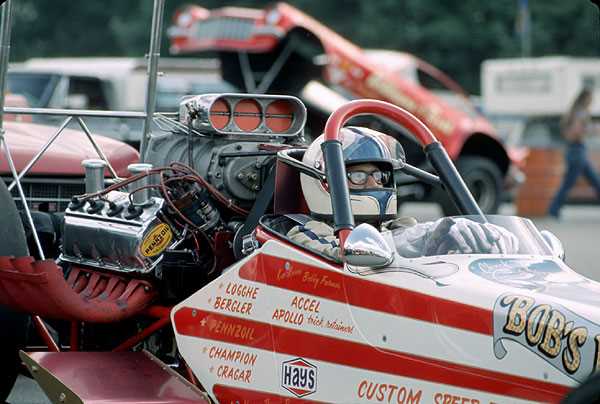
[
  {"xmin": 416, "ymin": 67, "xmax": 478, "ymax": 117},
  {"xmin": 6, "ymin": 72, "xmax": 59, "ymax": 107},
  {"xmin": 68, "ymin": 77, "xmax": 109, "ymax": 110},
  {"xmin": 416, "ymin": 68, "xmax": 448, "ymax": 91}
]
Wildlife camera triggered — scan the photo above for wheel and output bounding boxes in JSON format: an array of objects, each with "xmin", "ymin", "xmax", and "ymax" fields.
[
  {"xmin": 437, "ymin": 156, "xmax": 503, "ymax": 216},
  {"xmin": 561, "ymin": 372, "xmax": 600, "ymax": 403},
  {"xmin": 0, "ymin": 179, "xmax": 30, "ymax": 401},
  {"xmin": 0, "ymin": 306, "xmax": 29, "ymax": 400}
]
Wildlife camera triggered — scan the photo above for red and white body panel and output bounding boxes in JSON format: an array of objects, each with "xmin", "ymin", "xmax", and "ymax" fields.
[{"xmin": 171, "ymin": 235, "xmax": 600, "ymax": 403}]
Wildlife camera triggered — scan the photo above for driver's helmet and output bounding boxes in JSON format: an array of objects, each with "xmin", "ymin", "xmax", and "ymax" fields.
[{"xmin": 300, "ymin": 126, "xmax": 404, "ymax": 224}]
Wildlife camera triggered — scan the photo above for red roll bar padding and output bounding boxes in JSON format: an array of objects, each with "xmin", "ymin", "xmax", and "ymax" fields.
[
  {"xmin": 0, "ymin": 256, "xmax": 157, "ymax": 323},
  {"xmin": 324, "ymin": 99, "xmax": 438, "ymax": 146},
  {"xmin": 323, "ymin": 99, "xmax": 439, "ymax": 248}
]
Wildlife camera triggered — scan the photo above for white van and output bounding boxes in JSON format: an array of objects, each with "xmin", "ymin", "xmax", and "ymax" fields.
[
  {"xmin": 482, "ymin": 56, "xmax": 600, "ymax": 148},
  {"xmin": 482, "ymin": 56, "xmax": 600, "ymax": 204},
  {"xmin": 482, "ymin": 56, "xmax": 600, "ymax": 116}
]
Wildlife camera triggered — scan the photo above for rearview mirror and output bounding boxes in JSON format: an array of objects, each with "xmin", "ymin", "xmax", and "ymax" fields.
[
  {"xmin": 344, "ymin": 223, "xmax": 394, "ymax": 268},
  {"xmin": 540, "ymin": 230, "xmax": 565, "ymax": 262}
]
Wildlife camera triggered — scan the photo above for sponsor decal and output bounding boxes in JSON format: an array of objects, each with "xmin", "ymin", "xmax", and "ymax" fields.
[
  {"xmin": 215, "ymin": 364, "xmax": 252, "ymax": 383},
  {"xmin": 140, "ymin": 223, "xmax": 172, "ymax": 257},
  {"xmin": 205, "ymin": 317, "xmax": 256, "ymax": 342},
  {"xmin": 494, "ymin": 293, "xmax": 600, "ymax": 382},
  {"xmin": 209, "ymin": 282, "xmax": 260, "ymax": 316},
  {"xmin": 281, "ymin": 358, "xmax": 317, "ymax": 398},
  {"xmin": 433, "ymin": 392, "xmax": 479, "ymax": 404},
  {"xmin": 357, "ymin": 380, "xmax": 422, "ymax": 403},
  {"xmin": 207, "ymin": 346, "xmax": 257, "ymax": 366},
  {"xmin": 212, "ymin": 296, "xmax": 253, "ymax": 315},
  {"xmin": 270, "ymin": 293, "xmax": 355, "ymax": 334}
]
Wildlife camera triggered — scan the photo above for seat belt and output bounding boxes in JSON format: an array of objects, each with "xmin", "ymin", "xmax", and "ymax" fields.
[{"xmin": 232, "ymin": 166, "xmax": 276, "ymax": 259}]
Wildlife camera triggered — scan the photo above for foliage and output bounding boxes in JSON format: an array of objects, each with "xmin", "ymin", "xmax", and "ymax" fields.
[{"xmin": 7, "ymin": 0, "xmax": 600, "ymax": 93}]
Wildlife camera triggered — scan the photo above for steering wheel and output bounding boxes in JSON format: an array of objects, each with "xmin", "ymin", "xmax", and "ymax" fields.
[{"xmin": 322, "ymin": 99, "xmax": 484, "ymax": 248}]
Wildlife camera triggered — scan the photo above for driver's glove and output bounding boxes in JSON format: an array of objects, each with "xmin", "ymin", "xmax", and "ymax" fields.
[
  {"xmin": 424, "ymin": 217, "xmax": 519, "ymax": 255},
  {"xmin": 287, "ymin": 221, "xmax": 340, "ymax": 260}
]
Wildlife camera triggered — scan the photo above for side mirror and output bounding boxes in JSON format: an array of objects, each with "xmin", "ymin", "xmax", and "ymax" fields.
[
  {"xmin": 540, "ymin": 230, "xmax": 565, "ymax": 262},
  {"xmin": 343, "ymin": 223, "xmax": 394, "ymax": 268},
  {"xmin": 66, "ymin": 94, "xmax": 89, "ymax": 109}
]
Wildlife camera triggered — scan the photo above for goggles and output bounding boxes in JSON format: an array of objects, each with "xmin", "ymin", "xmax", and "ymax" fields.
[{"xmin": 346, "ymin": 169, "xmax": 391, "ymax": 186}]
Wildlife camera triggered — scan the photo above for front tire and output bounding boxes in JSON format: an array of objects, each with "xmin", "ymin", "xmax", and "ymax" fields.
[
  {"xmin": 561, "ymin": 372, "xmax": 600, "ymax": 403},
  {"xmin": 0, "ymin": 179, "xmax": 30, "ymax": 401},
  {"xmin": 437, "ymin": 156, "xmax": 503, "ymax": 216},
  {"xmin": 0, "ymin": 306, "xmax": 29, "ymax": 401}
]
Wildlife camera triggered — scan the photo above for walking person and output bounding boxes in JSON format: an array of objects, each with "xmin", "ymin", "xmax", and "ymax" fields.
[{"xmin": 548, "ymin": 87, "xmax": 600, "ymax": 218}]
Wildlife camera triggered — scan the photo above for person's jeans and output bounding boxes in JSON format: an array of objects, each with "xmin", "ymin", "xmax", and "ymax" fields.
[{"xmin": 548, "ymin": 142, "xmax": 600, "ymax": 217}]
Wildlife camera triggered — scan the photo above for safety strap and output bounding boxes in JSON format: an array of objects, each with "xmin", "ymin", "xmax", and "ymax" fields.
[{"xmin": 233, "ymin": 166, "xmax": 277, "ymax": 259}]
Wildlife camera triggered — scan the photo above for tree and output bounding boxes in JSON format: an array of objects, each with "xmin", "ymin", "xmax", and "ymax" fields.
[{"xmin": 6, "ymin": 0, "xmax": 600, "ymax": 93}]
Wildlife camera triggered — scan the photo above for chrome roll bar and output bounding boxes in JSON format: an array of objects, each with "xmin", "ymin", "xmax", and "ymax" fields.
[{"xmin": 0, "ymin": 0, "xmax": 168, "ymax": 259}]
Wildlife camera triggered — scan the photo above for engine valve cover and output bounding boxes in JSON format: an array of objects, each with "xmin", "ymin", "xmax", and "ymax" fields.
[{"xmin": 60, "ymin": 191, "xmax": 174, "ymax": 274}]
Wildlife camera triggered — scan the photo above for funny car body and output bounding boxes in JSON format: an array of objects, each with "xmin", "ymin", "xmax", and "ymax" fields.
[
  {"xmin": 168, "ymin": 2, "xmax": 526, "ymax": 216},
  {"xmin": 0, "ymin": 91, "xmax": 598, "ymax": 404}
]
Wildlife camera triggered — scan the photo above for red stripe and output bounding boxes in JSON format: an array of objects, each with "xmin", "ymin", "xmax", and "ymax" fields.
[
  {"xmin": 213, "ymin": 384, "xmax": 325, "ymax": 403},
  {"xmin": 173, "ymin": 308, "xmax": 571, "ymax": 402},
  {"xmin": 238, "ymin": 254, "xmax": 493, "ymax": 335}
]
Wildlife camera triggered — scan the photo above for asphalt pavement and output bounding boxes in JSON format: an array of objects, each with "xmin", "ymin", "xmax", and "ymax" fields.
[{"xmin": 7, "ymin": 202, "xmax": 600, "ymax": 403}]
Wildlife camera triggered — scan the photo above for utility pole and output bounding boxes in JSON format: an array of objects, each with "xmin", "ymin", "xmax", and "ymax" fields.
[{"xmin": 516, "ymin": 0, "xmax": 532, "ymax": 57}]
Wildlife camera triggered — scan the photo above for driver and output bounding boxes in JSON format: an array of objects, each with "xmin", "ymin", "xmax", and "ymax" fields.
[{"xmin": 287, "ymin": 126, "xmax": 519, "ymax": 260}]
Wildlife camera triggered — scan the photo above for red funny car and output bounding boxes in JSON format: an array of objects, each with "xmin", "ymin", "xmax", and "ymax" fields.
[{"xmin": 168, "ymin": 2, "xmax": 524, "ymax": 214}]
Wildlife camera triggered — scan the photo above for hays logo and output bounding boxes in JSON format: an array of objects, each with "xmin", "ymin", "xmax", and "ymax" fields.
[{"xmin": 281, "ymin": 358, "xmax": 317, "ymax": 398}]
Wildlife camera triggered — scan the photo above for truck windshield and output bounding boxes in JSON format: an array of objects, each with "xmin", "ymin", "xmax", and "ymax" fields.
[{"xmin": 7, "ymin": 72, "xmax": 58, "ymax": 107}]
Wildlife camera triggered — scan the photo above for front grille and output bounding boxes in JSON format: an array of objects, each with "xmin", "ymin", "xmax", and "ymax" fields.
[
  {"xmin": 3, "ymin": 177, "xmax": 86, "ymax": 212},
  {"xmin": 193, "ymin": 17, "xmax": 255, "ymax": 41}
]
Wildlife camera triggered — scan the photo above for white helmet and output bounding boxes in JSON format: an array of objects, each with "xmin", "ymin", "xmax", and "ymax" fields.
[{"xmin": 300, "ymin": 126, "xmax": 404, "ymax": 224}]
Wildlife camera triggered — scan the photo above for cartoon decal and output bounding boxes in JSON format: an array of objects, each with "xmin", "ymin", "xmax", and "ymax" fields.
[
  {"xmin": 281, "ymin": 358, "xmax": 317, "ymax": 398},
  {"xmin": 494, "ymin": 293, "xmax": 600, "ymax": 382},
  {"xmin": 470, "ymin": 258, "xmax": 600, "ymax": 305}
]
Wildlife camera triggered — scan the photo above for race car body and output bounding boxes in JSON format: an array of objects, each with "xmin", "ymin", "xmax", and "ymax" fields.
[
  {"xmin": 3, "ymin": 94, "xmax": 594, "ymax": 403},
  {"xmin": 174, "ymin": 227, "xmax": 592, "ymax": 403}
]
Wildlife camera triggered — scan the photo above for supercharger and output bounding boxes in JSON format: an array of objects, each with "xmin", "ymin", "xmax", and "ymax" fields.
[{"xmin": 59, "ymin": 94, "xmax": 307, "ymax": 296}]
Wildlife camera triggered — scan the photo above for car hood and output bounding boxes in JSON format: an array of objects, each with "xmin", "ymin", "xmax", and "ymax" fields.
[
  {"xmin": 467, "ymin": 257, "xmax": 600, "ymax": 308},
  {"xmin": 466, "ymin": 257, "xmax": 600, "ymax": 383},
  {"xmin": 0, "ymin": 121, "xmax": 139, "ymax": 176},
  {"xmin": 364, "ymin": 253, "xmax": 600, "ymax": 384}
]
